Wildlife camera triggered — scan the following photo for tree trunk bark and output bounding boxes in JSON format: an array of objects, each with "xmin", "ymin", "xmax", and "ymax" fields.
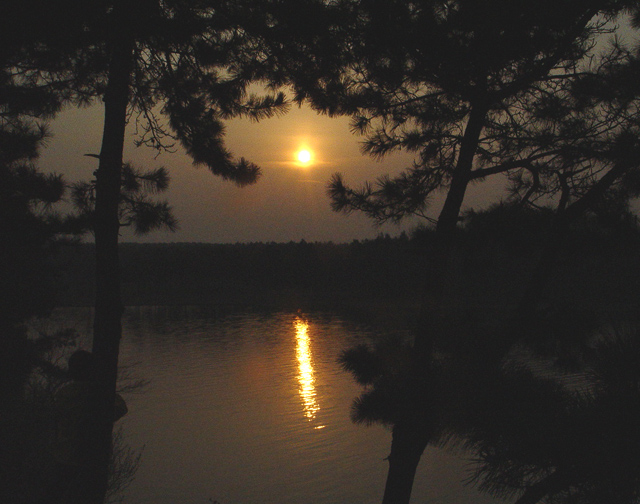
[
  {"xmin": 380, "ymin": 104, "xmax": 488, "ymax": 504},
  {"xmin": 435, "ymin": 104, "xmax": 488, "ymax": 253},
  {"xmin": 415, "ymin": 103, "xmax": 487, "ymax": 356},
  {"xmin": 82, "ymin": 3, "xmax": 134, "ymax": 502},
  {"xmin": 381, "ymin": 421, "xmax": 433, "ymax": 504}
]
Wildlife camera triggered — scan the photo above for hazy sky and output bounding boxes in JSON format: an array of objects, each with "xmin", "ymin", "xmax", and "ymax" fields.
[{"xmin": 40, "ymin": 100, "xmax": 501, "ymax": 244}]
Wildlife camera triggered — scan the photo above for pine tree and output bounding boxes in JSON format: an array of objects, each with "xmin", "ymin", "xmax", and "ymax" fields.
[
  {"xmin": 261, "ymin": 2, "xmax": 640, "ymax": 503},
  {"xmin": 9, "ymin": 1, "xmax": 288, "ymax": 500},
  {"xmin": 0, "ymin": 9, "xmax": 79, "ymax": 493},
  {"xmin": 0, "ymin": 0, "xmax": 81, "ymax": 392}
]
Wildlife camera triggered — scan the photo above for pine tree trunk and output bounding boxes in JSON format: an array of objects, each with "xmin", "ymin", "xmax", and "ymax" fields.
[
  {"xmin": 419, "ymin": 103, "xmax": 487, "ymax": 348},
  {"xmin": 435, "ymin": 104, "xmax": 488, "ymax": 255},
  {"xmin": 381, "ymin": 422, "xmax": 433, "ymax": 504},
  {"xmin": 379, "ymin": 104, "xmax": 487, "ymax": 504},
  {"xmin": 82, "ymin": 3, "xmax": 134, "ymax": 502}
]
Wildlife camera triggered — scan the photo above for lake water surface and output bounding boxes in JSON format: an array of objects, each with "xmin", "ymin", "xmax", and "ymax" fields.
[{"xmin": 52, "ymin": 307, "xmax": 501, "ymax": 504}]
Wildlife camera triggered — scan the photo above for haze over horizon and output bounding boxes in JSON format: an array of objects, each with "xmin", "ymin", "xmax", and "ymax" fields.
[{"xmin": 40, "ymin": 99, "xmax": 503, "ymax": 244}]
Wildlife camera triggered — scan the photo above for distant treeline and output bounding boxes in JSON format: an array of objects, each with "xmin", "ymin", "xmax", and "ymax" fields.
[
  {"xmin": 52, "ymin": 210, "xmax": 640, "ymax": 320},
  {"xmin": 53, "ymin": 235, "xmax": 426, "ymax": 309}
]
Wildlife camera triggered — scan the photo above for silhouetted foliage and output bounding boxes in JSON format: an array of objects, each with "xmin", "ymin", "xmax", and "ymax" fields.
[
  {"xmin": 0, "ymin": 45, "xmax": 90, "ymax": 500},
  {"xmin": 340, "ymin": 338, "xmax": 449, "ymax": 440},
  {"xmin": 0, "ymin": 25, "xmax": 86, "ymax": 405},
  {"xmin": 71, "ymin": 163, "xmax": 177, "ymax": 235},
  {"xmin": 1, "ymin": 0, "xmax": 74, "ymax": 325},
  {"xmin": 264, "ymin": 4, "xmax": 640, "ymax": 501},
  {"xmin": 338, "ymin": 314, "xmax": 640, "ymax": 504},
  {"xmin": 9, "ymin": 2, "xmax": 291, "ymax": 499},
  {"xmin": 459, "ymin": 325, "xmax": 640, "ymax": 504},
  {"xmin": 1, "ymin": 166, "xmax": 64, "ymax": 321},
  {"xmin": 0, "ymin": 332, "xmax": 141, "ymax": 504},
  {"xmin": 259, "ymin": 1, "xmax": 640, "ymax": 230},
  {"xmin": 461, "ymin": 203, "xmax": 555, "ymax": 255}
]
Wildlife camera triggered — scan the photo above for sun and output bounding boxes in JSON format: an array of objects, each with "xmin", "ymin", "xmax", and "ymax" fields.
[{"xmin": 296, "ymin": 149, "xmax": 312, "ymax": 165}]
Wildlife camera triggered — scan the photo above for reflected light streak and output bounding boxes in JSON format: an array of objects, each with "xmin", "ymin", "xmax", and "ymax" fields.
[{"xmin": 294, "ymin": 317, "xmax": 325, "ymax": 428}]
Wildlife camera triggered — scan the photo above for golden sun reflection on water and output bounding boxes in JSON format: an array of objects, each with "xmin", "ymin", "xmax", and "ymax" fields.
[{"xmin": 294, "ymin": 317, "xmax": 325, "ymax": 429}]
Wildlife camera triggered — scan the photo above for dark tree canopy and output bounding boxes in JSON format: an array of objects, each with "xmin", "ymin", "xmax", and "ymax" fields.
[
  {"xmin": 3, "ymin": 2, "xmax": 292, "ymax": 502},
  {"xmin": 257, "ymin": 0, "xmax": 640, "ymax": 233},
  {"xmin": 4, "ymin": 0, "xmax": 289, "ymax": 185},
  {"xmin": 70, "ymin": 162, "xmax": 178, "ymax": 236},
  {"xmin": 0, "ymin": 0, "xmax": 83, "ymax": 325},
  {"xmin": 253, "ymin": 4, "xmax": 640, "ymax": 504}
]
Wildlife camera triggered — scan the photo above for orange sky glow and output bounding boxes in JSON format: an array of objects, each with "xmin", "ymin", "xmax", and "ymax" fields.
[{"xmin": 39, "ymin": 101, "xmax": 500, "ymax": 244}]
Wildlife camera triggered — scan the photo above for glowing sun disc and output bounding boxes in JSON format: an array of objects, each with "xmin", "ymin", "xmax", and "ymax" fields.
[{"xmin": 297, "ymin": 150, "xmax": 312, "ymax": 164}]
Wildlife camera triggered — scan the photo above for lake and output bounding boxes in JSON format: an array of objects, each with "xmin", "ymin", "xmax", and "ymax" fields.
[{"xmin": 49, "ymin": 306, "xmax": 502, "ymax": 504}]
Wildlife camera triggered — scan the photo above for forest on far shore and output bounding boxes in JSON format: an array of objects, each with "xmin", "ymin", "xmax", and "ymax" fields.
[
  {"xmin": 52, "ymin": 205, "xmax": 640, "ymax": 324},
  {"xmin": 54, "ymin": 233, "xmax": 423, "ymax": 310}
]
